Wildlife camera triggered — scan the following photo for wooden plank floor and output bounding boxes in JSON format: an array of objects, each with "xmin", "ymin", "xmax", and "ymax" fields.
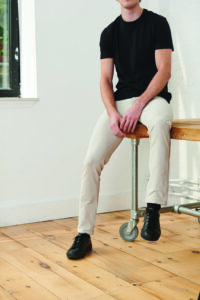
[{"xmin": 0, "ymin": 210, "xmax": 200, "ymax": 300}]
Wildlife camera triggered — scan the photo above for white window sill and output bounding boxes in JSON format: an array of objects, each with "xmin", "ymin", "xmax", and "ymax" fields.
[
  {"xmin": 0, "ymin": 98, "xmax": 39, "ymax": 101},
  {"xmin": 0, "ymin": 97, "xmax": 39, "ymax": 108}
]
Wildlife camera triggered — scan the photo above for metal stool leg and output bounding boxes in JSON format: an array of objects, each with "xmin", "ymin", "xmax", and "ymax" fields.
[
  {"xmin": 119, "ymin": 138, "xmax": 142, "ymax": 241},
  {"xmin": 131, "ymin": 138, "xmax": 139, "ymax": 214}
]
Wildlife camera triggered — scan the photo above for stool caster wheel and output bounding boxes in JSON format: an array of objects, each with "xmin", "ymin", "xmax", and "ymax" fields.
[{"xmin": 119, "ymin": 222, "xmax": 138, "ymax": 242}]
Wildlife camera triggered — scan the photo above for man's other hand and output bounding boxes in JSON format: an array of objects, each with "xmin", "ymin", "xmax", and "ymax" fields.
[{"xmin": 120, "ymin": 101, "xmax": 143, "ymax": 134}]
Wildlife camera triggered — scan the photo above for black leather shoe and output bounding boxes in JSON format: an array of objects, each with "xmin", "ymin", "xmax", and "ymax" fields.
[
  {"xmin": 66, "ymin": 233, "xmax": 92, "ymax": 259},
  {"xmin": 141, "ymin": 208, "xmax": 161, "ymax": 241}
]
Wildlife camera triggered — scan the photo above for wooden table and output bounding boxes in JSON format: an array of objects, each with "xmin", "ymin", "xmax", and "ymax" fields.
[
  {"xmin": 119, "ymin": 119, "xmax": 200, "ymax": 242},
  {"xmin": 127, "ymin": 119, "xmax": 200, "ymax": 141}
]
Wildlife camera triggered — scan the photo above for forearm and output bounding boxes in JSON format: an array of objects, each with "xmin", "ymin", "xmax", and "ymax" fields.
[
  {"xmin": 100, "ymin": 78, "xmax": 117, "ymax": 117},
  {"xmin": 135, "ymin": 69, "xmax": 171, "ymax": 110}
]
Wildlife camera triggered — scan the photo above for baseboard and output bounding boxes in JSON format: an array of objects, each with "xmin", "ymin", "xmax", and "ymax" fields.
[{"xmin": 0, "ymin": 190, "xmax": 146, "ymax": 227}]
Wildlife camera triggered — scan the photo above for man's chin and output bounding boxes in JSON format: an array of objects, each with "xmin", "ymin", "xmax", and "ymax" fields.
[{"xmin": 120, "ymin": 0, "xmax": 138, "ymax": 9}]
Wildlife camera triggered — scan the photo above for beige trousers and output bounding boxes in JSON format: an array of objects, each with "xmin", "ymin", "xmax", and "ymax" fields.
[{"xmin": 78, "ymin": 96, "xmax": 174, "ymax": 235}]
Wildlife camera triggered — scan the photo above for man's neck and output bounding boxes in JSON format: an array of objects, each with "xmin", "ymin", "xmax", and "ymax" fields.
[{"xmin": 121, "ymin": 5, "xmax": 143, "ymax": 22}]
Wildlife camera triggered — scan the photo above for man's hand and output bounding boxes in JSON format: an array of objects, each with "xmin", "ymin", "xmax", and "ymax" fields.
[
  {"xmin": 110, "ymin": 111, "xmax": 126, "ymax": 138},
  {"xmin": 120, "ymin": 101, "xmax": 143, "ymax": 134}
]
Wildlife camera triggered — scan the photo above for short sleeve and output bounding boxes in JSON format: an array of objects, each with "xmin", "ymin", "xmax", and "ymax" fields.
[
  {"xmin": 99, "ymin": 27, "xmax": 114, "ymax": 59},
  {"xmin": 154, "ymin": 17, "xmax": 174, "ymax": 52}
]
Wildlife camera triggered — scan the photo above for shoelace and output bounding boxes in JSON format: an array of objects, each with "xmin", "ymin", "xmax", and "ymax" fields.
[
  {"xmin": 144, "ymin": 210, "xmax": 158, "ymax": 229},
  {"xmin": 71, "ymin": 234, "xmax": 88, "ymax": 249},
  {"xmin": 71, "ymin": 235, "xmax": 82, "ymax": 248}
]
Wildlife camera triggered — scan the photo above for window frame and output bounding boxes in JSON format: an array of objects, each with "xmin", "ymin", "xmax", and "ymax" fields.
[{"xmin": 0, "ymin": 0, "xmax": 20, "ymax": 97}]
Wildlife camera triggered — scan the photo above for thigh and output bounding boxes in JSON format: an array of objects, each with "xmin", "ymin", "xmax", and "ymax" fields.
[
  {"xmin": 116, "ymin": 97, "xmax": 137, "ymax": 116},
  {"xmin": 84, "ymin": 110, "xmax": 123, "ymax": 165},
  {"xmin": 139, "ymin": 96, "xmax": 174, "ymax": 128},
  {"xmin": 84, "ymin": 96, "xmax": 141, "ymax": 164}
]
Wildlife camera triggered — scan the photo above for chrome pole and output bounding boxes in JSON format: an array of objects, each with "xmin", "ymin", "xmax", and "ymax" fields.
[{"xmin": 131, "ymin": 139, "xmax": 140, "ymax": 219}]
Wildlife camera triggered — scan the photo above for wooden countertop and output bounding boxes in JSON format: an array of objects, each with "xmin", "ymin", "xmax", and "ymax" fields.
[{"xmin": 126, "ymin": 119, "xmax": 200, "ymax": 141}]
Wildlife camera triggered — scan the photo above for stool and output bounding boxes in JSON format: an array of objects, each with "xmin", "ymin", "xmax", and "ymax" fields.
[{"xmin": 119, "ymin": 119, "xmax": 200, "ymax": 241}]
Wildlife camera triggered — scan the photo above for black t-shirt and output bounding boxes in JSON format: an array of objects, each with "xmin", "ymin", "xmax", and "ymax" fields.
[{"xmin": 99, "ymin": 8, "xmax": 174, "ymax": 103}]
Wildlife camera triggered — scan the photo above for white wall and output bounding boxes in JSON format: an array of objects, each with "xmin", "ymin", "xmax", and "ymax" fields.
[
  {"xmin": 144, "ymin": 0, "xmax": 200, "ymax": 185},
  {"xmin": 0, "ymin": 0, "xmax": 199, "ymax": 226}
]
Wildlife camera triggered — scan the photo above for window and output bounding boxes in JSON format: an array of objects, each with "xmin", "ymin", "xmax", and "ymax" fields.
[{"xmin": 0, "ymin": 0, "xmax": 20, "ymax": 97}]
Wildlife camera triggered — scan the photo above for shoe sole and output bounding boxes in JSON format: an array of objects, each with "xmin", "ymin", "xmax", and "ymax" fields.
[
  {"xmin": 140, "ymin": 231, "xmax": 161, "ymax": 242},
  {"xmin": 66, "ymin": 245, "xmax": 92, "ymax": 260}
]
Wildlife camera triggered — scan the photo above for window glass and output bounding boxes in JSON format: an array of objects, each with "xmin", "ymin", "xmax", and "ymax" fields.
[{"xmin": 0, "ymin": 0, "xmax": 9, "ymax": 89}]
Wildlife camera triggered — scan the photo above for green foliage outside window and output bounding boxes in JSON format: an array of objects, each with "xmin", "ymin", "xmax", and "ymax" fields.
[{"xmin": 0, "ymin": 0, "xmax": 9, "ymax": 88}]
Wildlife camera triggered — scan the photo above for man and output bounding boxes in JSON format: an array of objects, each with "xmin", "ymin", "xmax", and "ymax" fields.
[{"xmin": 67, "ymin": 0, "xmax": 174, "ymax": 260}]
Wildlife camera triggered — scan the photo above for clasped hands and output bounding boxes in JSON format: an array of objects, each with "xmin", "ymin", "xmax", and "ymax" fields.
[{"xmin": 110, "ymin": 101, "xmax": 143, "ymax": 138}]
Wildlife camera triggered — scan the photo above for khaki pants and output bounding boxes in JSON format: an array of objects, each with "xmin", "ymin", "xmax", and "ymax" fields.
[{"xmin": 78, "ymin": 96, "xmax": 174, "ymax": 235}]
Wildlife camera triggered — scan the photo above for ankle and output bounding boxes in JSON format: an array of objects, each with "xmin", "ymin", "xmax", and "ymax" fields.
[
  {"xmin": 78, "ymin": 232, "xmax": 90, "ymax": 237},
  {"xmin": 147, "ymin": 203, "xmax": 161, "ymax": 211}
]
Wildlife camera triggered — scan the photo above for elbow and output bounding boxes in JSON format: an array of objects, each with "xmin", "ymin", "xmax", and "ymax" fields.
[
  {"xmin": 158, "ymin": 65, "xmax": 171, "ymax": 81},
  {"xmin": 167, "ymin": 71, "xmax": 171, "ymax": 80},
  {"xmin": 158, "ymin": 69, "xmax": 171, "ymax": 82},
  {"xmin": 164, "ymin": 67, "xmax": 172, "ymax": 81},
  {"xmin": 162, "ymin": 69, "xmax": 171, "ymax": 81},
  {"xmin": 100, "ymin": 77, "xmax": 113, "ymax": 87}
]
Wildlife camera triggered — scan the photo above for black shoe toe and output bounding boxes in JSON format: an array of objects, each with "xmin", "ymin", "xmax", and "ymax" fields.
[
  {"xmin": 141, "ymin": 228, "xmax": 161, "ymax": 241},
  {"xmin": 66, "ymin": 233, "xmax": 92, "ymax": 260}
]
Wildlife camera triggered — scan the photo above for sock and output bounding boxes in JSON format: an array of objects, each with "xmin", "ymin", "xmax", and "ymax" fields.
[
  {"xmin": 79, "ymin": 232, "xmax": 90, "ymax": 237},
  {"xmin": 147, "ymin": 203, "xmax": 161, "ymax": 211}
]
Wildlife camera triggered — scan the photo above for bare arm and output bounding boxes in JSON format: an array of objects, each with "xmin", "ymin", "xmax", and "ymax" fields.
[
  {"xmin": 120, "ymin": 49, "xmax": 172, "ymax": 133},
  {"xmin": 100, "ymin": 58, "xmax": 116, "ymax": 117},
  {"xmin": 100, "ymin": 58, "xmax": 126, "ymax": 137},
  {"xmin": 135, "ymin": 49, "xmax": 172, "ymax": 108}
]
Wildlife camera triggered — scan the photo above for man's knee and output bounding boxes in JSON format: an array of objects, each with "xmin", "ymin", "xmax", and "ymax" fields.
[
  {"xmin": 147, "ymin": 118, "xmax": 172, "ymax": 135},
  {"xmin": 83, "ymin": 156, "xmax": 104, "ymax": 174}
]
